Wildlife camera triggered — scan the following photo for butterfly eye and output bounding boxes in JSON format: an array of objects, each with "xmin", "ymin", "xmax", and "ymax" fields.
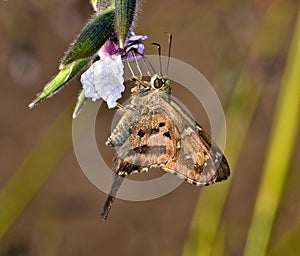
[{"xmin": 153, "ymin": 78, "xmax": 163, "ymax": 89}]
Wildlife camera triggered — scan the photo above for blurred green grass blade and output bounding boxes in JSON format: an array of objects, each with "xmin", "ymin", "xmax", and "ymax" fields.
[
  {"xmin": 0, "ymin": 106, "xmax": 73, "ymax": 241},
  {"xmin": 182, "ymin": 1, "xmax": 297, "ymax": 255},
  {"xmin": 267, "ymin": 210, "xmax": 300, "ymax": 256},
  {"xmin": 182, "ymin": 74, "xmax": 261, "ymax": 256},
  {"xmin": 244, "ymin": 7, "xmax": 300, "ymax": 256}
]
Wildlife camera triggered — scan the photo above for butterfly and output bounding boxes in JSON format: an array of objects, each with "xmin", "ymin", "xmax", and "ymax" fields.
[{"xmin": 100, "ymin": 47, "xmax": 230, "ymax": 220}]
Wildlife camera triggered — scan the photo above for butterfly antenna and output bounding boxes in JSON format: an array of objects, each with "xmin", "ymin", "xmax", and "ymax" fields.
[
  {"xmin": 100, "ymin": 173, "xmax": 124, "ymax": 220},
  {"xmin": 132, "ymin": 50, "xmax": 143, "ymax": 78},
  {"xmin": 126, "ymin": 56, "xmax": 135, "ymax": 78},
  {"xmin": 142, "ymin": 55, "xmax": 156, "ymax": 76},
  {"xmin": 151, "ymin": 43, "xmax": 163, "ymax": 75},
  {"xmin": 165, "ymin": 32, "xmax": 173, "ymax": 75},
  {"xmin": 126, "ymin": 48, "xmax": 143, "ymax": 79}
]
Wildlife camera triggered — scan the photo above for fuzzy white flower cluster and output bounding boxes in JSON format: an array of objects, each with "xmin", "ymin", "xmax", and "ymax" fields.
[{"xmin": 80, "ymin": 54, "xmax": 124, "ymax": 109}]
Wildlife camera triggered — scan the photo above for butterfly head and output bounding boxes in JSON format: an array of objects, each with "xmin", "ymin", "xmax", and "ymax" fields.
[{"xmin": 150, "ymin": 74, "xmax": 172, "ymax": 95}]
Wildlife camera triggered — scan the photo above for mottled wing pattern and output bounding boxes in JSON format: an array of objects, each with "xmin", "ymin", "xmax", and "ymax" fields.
[
  {"xmin": 106, "ymin": 91, "xmax": 179, "ymax": 175},
  {"xmin": 160, "ymin": 98, "xmax": 230, "ymax": 185},
  {"xmin": 106, "ymin": 90, "xmax": 230, "ymax": 186}
]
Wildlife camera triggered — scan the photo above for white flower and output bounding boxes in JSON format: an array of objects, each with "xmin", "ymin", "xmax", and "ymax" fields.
[{"xmin": 81, "ymin": 54, "xmax": 124, "ymax": 109}]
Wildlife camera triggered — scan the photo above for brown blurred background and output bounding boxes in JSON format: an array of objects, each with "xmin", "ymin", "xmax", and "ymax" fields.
[{"xmin": 0, "ymin": 0, "xmax": 299, "ymax": 255}]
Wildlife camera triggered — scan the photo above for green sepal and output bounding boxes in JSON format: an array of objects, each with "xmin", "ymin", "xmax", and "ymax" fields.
[
  {"xmin": 29, "ymin": 5, "xmax": 116, "ymax": 109},
  {"xmin": 114, "ymin": 0, "xmax": 137, "ymax": 48},
  {"xmin": 60, "ymin": 5, "xmax": 115, "ymax": 69},
  {"xmin": 91, "ymin": 0, "xmax": 113, "ymax": 12},
  {"xmin": 72, "ymin": 90, "xmax": 87, "ymax": 119},
  {"xmin": 29, "ymin": 58, "xmax": 90, "ymax": 108}
]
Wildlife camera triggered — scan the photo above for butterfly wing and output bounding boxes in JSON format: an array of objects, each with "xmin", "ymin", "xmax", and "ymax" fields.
[
  {"xmin": 102, "ymin": 89, "xmax": 230, "ymax": 219},
  {"xmin": 107, "ymin": 95, "xmax": 180, "ymax": 175},
  {"xmin": 161, "ymin": 122, "xmax": 230, "ymax": 186},
  {"xmin": 153, "ymin": 94, "xmax": 230, "ymax": 186},
  {"xmin": 106, "ymin": 91, "xmax": 230, "ymax": 185}
]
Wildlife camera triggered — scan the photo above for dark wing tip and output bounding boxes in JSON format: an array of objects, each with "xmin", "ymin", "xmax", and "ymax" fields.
[{"xmin": 215, "ymin": 155, "xmax": 230, "ymax": 183}]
